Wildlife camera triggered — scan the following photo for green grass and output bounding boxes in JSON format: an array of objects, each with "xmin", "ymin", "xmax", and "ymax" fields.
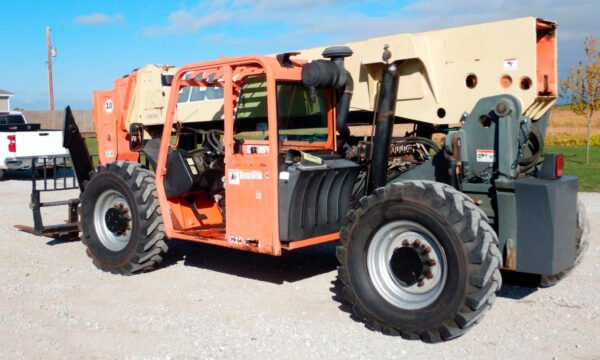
[
  {"xmin": 546, "ymin": 146, "xmax": 600, "ymax": 192},
  {"xmin": 85, "ymin": 137, "xmax": 100, "ymax": 167}
]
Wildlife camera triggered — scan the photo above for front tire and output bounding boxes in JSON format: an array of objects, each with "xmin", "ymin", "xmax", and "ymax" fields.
[
  {"xmin": 337, "ymin": 180, "xmax": 502, "ymax": 342},
  {"xmin": 79, "ymin": 161, "xmax": 168, "ymax": 274}
]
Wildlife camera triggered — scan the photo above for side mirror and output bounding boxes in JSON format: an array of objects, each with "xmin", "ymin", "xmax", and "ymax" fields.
[{"xmin": 129, "ymin": 123, "xmax": 145, "ymax": 152}]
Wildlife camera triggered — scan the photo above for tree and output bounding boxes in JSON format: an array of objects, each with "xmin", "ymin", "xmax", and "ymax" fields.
[{"xmin": 561, "ymin": 36, "xmax": 600, "ymax": 165}]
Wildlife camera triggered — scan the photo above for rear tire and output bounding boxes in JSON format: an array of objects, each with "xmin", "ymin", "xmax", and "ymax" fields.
[
  {"xmin": 336, "ymin": 180, "xmax": 502, "ymax": 342},
  {"xmin": 540, "ymin": 200, "xmax": 590, "ymax": 287},
  {"xmin": 79, "ymin": 161, "xmax": 168, "ymax": 274}
]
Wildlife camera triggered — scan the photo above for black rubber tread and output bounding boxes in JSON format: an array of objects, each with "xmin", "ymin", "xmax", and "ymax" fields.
[
  {"xmin": 79, "ymin": 160, "xmax": 168, "ymax": 275},
  {"xmin": 337, "ymin": 180, "xmax": 502, "ymax": 343},
  {"xmin": 540, "ymin": 199, "xmax": 590, "ymax": 287}
]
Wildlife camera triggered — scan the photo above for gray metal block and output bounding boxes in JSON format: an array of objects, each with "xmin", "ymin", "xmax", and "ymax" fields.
[{"xmin": 514, "ymin": 176, "xmax": 578, "ymax": 275}]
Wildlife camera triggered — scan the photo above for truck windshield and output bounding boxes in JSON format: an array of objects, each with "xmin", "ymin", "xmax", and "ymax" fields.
[
  {"xmin": 277, "ymin": 82, "xmax": 329, "ymax": 143},
  {"xmin": 0, "ymin": 114, "xmax": 25, "ymax": 125}
]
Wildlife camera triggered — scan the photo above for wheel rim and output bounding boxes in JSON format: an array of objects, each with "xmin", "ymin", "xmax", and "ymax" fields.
[
  {"xmin": 367, "ymin": 220, "xmax": 447, "ymax": 310},
  {"xmin": 93, "ymin": 189, "xmax": 133, "ymax": 252}
]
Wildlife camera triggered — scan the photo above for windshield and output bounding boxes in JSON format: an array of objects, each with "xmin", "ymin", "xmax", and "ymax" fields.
[
  {"xmin": 233, "ymin": 77, "xmax": 331, "ymax": 145},
  {"xmin": 277, "ymin": 82, "xmax": 329, "ymax": 143},
  {"xmin": 0, "ymin": 114, "xmax": 25, "ymax": 125}
]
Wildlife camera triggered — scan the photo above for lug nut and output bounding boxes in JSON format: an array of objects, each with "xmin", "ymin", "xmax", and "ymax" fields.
[
  {"xmin": 425, "ymin": 271, "xmax": 433, "ymax": 279},
  {"xmin": 402, "ymin": 239, "xmax": 409, "ymax": 246},
  {"xmin": 413, "ymin": 239, "xmax": 422, "ymax": 247},
  {"xmin": 428, "ymin": 259, "xmax": 437, "ymax": 266},
  {"xmin": 423, "ymin": 246, "xmax": 432, "ymax": 254},
  {"xmin": 417, "ymin": 280, "xmax": 425, "ymax": 287}
]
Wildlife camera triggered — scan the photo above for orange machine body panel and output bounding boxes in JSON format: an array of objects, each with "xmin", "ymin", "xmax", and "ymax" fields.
[
  {"xmin": 93, "ymin": 75, "xmax": 139, "ymax": 164},
  {"xmin": 147, "ymin": 56, "xmax": 340, "ymax": 255},
  {"xmin": 536, "ymin": 19, "xmax": 557, "ymax": 96}
]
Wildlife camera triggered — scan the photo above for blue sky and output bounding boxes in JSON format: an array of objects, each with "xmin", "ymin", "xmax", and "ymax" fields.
[{"xmin": 1, "ymin": 0, "xmax": 599, "ymax": 110}]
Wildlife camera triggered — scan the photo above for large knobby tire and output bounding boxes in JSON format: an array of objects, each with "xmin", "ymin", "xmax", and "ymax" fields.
[
  {"xmin": 336, "ymin": 180, "xmax": 502, "ymax": 343},
  {"xmin": 79, "ymin": 161, "xmax": 168, "ymax": 274},
  {"xmin": 540, "ymin": 199, "xmax": 590, "ymax": 287}
]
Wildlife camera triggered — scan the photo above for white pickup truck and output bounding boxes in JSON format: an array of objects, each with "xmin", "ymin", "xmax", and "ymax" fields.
[{"xmin": 0, "ymin": 111, "xmax": 69, "ymax": 179}]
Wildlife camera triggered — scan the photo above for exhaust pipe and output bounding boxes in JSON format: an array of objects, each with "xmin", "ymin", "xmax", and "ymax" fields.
[
  {"xmin": 367, "ymin": 63, "xmax": 400, "ymax": 194},
  {"xmin": 335, "ymin": 74, "xmax": 353, "ymax": 152},
  {"xmin": 301, "ymin": 46, "xmax": 353, "ymax": 152}
]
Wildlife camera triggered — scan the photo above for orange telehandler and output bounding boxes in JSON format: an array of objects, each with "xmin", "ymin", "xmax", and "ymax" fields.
[{"xmin": 22, "ymin": 17, "xmax": 588, "ymax": 343}]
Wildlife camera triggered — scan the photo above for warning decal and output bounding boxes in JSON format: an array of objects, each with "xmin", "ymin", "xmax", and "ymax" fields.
[
  {"xmin": 503, "ymin": 58, "xmax": 518, "ymax": 71},
  {"xmin": 476, "ymin": 149, "xmax": 496, "ymax": 163},
  {"xmin": 228, "ymin": 169, "xmax": 240, "ymax": 185},
  {"xmin": 240, "ymin": 170, "xmax": 263, "ymax": 180}
]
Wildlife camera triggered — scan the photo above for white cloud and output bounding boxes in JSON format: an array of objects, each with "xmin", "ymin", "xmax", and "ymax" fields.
[
  {"xmin": 143, "ymin": 0, "xmax": 600, "ymax": 77},
  {"xmin": 143, "ymin": 0, "xmax": 598, "ymax": 39},
  {"xmin": 142, "ymin": 0, "xmax": 352, "ymax": 36},
  {"xmin": 74, "ymin": 12, "xmax": 126, "ymax": 26},
  {"xmin": 144, "ymin": 10, "xmax": 230, "ymax": 36}
]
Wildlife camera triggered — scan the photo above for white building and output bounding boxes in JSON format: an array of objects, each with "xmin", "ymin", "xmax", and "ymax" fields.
[{"xmin": 0, "ymin": 89, "xmax": 14, "ymax": 112}]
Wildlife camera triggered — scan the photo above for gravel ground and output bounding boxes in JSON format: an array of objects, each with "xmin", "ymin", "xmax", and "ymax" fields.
[{"xmin": 0, "ymin": 176, "xmax": 598, "ymax": 360}]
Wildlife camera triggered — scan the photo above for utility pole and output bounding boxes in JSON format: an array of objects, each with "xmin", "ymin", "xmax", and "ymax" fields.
[{"xmin": 46, "ymin": 26, "xmax": 55, "ymax": 111}]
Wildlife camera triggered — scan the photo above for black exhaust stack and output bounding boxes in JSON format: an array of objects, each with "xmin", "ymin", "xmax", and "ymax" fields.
[
  {"xmin": 301, "ymin": 46, "xmax": 353, "ymax": 152},
  {"xmin": 367, "ymin": 63, "xmax": 400, "ymax": 194}
]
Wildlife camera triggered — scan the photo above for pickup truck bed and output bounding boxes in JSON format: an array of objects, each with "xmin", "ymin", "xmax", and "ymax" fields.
[{"xmin": 0, "ymin": 112, "xmax": 69, "ymax": 178}]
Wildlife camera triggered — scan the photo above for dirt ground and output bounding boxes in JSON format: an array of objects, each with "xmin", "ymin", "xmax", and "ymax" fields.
[{"xmin": 0, "ymin": 175, "xmax": 598, "ymax": 360}]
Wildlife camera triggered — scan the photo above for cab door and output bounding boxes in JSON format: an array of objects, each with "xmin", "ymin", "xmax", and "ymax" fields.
[{"xmin": 224, "ymin": 73, "xmax": 280, "ymax": 254}]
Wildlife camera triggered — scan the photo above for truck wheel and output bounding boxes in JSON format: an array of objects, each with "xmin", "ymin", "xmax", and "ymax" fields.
[
  {"xmin": 79, "ymin": 161, "xmax": 168, "ymax": 274},
  {"xmin": 540, "ymin": 200, "xmax": 590, "ymax": 287},
  {"xmin": 0, "ymin": 169, "xmax": 4, "ymax": 180},
  {"xmin": 337, "ymin": 180, "xmax": 502, "ymax": 342}
]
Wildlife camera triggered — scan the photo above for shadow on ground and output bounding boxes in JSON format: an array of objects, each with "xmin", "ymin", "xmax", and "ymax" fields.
[
  {"xmin": 43, "ymin": 234, "xmax": 544, "ymax": 300},
  {"xmin": 497, "ymin": 270, "xmax": 540, "ymax": 299},
  {"xmin": 46, "ymin": 236, "xmax": 79, "ymax": 246},
  {"xmin": 166, "ymin": 239, "xmax": 543, "ymax": 302},
  {"xmin": 162, "ymin": 239, "xmax": 339, "ymax": 284}
]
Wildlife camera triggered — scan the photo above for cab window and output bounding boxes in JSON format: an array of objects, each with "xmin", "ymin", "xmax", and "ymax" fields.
[
  {"xmin": 276, "ymin": 82, "xmax": 329, "ymax": 144},
  {"xmin": 234, "ymin": 76, "xmax": 268, "ymax": 141}
]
